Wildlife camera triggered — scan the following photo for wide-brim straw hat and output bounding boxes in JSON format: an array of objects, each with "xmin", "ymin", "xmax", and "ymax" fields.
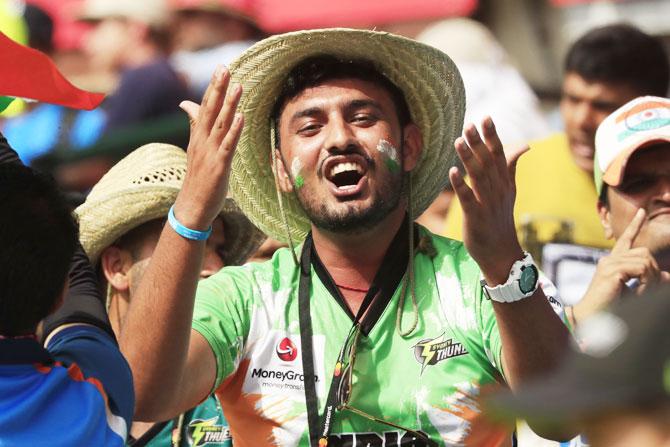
[
  {"xmin": 227, "ymin": 28, "xmax": 465, "ymax": 243},
  {"xmin": 76, "ymin": 142, "xmax": 265, "ymax": 265}
]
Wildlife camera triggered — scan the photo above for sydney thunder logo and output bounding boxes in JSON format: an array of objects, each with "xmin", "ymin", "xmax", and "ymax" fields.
[
  {"xmin": 413, "ymin": 333, "xmax": 468, "ymax": 374},
  {"xmin": 187, "ymin": 417, "xmax": 232, "ymax": 446}
]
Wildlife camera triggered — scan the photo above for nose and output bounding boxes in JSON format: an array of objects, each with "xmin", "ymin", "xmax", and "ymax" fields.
[
  {"xmin": 658, "ymin": 176, "xmax": 670, "ymax": 201},
  {"xmin": 323, "ymin": 116, "xmax": 356, "ymax": 153},
  {"xmin": 573, "ymin": 103, "xmax": 597, "ymax": 133},
  {"xmin": 200, "ymin": 247, "xmax": 225, "ymax": 279}
]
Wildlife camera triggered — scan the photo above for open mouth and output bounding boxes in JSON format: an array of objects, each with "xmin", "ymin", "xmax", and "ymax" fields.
[
  {"xmin": 323, "ymin": 156, "xmax": 368, "ymax": 196},
  {"xmin": 329, "ymin": 162, "xmax": 364, "ymax": 188}
]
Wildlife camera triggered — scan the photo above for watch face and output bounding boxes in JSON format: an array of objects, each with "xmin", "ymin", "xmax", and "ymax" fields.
[{"xmin": 519, "ymin": 265, "xmax": 539, "ymax": 294}]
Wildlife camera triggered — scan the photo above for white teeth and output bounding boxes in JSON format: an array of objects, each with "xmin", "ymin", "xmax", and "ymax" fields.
[{"xmin": 329, "ymin": 162, "xmax": 363, "ymax": 178}]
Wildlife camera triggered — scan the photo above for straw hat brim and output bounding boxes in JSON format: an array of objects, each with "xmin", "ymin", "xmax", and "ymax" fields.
[
  {"xmin": 228, "ymin": 28, "xmax": 465, "ymax": 243},
  {"xmin": 76, "ymin": 143, "xmax": 265, "ymax": 266}
]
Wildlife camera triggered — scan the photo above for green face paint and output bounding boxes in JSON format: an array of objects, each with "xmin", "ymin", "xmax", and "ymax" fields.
[
  {"xmin": 377, "ymin": 139, "xmax": 400, "ymax": 173},
  {"xmin": 291, "ymin": 158, "xmax": 304, "ymax": 189}
]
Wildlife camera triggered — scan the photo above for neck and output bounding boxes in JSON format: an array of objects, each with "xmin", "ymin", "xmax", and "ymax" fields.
[{"xmin": 311, "ymin": 207, "xmax": 407, "ymax": 291}]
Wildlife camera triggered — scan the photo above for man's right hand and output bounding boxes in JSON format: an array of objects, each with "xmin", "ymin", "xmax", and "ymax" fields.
[
  {"xmin": 573, "ymin": 208, "xmax": 670, "ymax": 323},
  {"xmin": 173, "ymin": 66, "xmax": 244, "ymax": 231}
]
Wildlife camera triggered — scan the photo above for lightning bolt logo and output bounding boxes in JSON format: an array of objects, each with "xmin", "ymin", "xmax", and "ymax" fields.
[
  {"xmin": 413, "ymin": 333, "xmax": 468, "ymax": 374},
  {"xmin": 187, "ymin": 416, "xmax": 224, "ymax": 446}
]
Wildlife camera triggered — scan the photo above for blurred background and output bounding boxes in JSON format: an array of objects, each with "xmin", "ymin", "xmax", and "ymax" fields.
[{"xmin": 1, "ymin": 0, "xmax": 668, "ymax": 193}]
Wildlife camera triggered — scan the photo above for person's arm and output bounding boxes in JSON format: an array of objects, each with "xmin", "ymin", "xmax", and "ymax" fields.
[
  {"xmin": 119, "ymin": 67, "xmax": 244, "ymax": 421},
  {"xmin": 45, "ymin": 324, "xmax": 134, "ymax": 433},
  {"xmin": 449, "ymin": 118, "xmax": 572, "ymax": 440}
]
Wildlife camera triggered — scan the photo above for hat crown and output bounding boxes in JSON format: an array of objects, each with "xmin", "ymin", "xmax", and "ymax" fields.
[{"xmin": 594, "ymin": 96, "xmax": 670, "ymax": 194}]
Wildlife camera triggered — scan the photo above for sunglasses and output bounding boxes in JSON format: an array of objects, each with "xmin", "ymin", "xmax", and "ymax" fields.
[{"xmin": 333, "ymin": 324, "xmax": 439, "ymax": 447}]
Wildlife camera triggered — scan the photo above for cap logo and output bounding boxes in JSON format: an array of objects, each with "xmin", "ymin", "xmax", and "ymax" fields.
[{"xmin": 616, "ymin": 100, "xmax": 670, "ymax": 142}]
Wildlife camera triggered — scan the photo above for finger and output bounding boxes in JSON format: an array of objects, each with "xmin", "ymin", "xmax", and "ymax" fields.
[
  {"xmin": 660, "ymin": 271, "xmax": 670, "ymax": 283},
  {"xmin": 179, "ymin": 101, "xmax": 200, "ymax": 126},
  {"xmin": 480, "ymin": 117, "xmax": 507, "ymax": 178},
  {"xmin": 200, "ymin": 65, "xmax": 223, "ymax": 112},
  {"xmin": 219, "ymin": 113, "xmax": 244, "ymax": 159},
  {"xmin": 463, "ymin": 123, "xmax": 495, "ymax": 169},
  {"xmin": 211, "ymin": 83, "xmax": 242, "ymax": 142},
  {"xmin": 449, "ymin": 166, "xmax": 477, "ymax": 212},
  {"xmin": 612, "ymin": 208, "xmax": 646, "ymax": 253},
  {"xmin": 454, "ymin": 136, "xmax": 487, "ymax": 201},
  {"xmin": 201, "ymin": 68, "xmax": 231, "ymax": 132}
]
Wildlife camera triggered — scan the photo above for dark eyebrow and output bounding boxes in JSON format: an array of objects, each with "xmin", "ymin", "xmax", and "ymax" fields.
[
  {"xmin": 345, "ymin": 99, "xmax": 383, "ymax": 115},
  {"xmin": 289, "ymin": 107, "xmax": 323, "ymax": 123}
]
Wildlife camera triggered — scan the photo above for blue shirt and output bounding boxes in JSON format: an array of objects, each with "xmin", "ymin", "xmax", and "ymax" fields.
[{"xmin": 0, "ymin": 326, "xmax": 134, "ymax": 446}]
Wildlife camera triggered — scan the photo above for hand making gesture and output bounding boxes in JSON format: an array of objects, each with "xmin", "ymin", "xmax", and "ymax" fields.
[
  {"xmin": 448, "ymin": 117, "xmax": 528, "ymax": 285},
  {"xmin": 572, "ymin": 209, "xmax": 670, "ymax": 323},
  {"xmin": 173, "ymin": 66, "xmax": 244, "ymax": 231}
]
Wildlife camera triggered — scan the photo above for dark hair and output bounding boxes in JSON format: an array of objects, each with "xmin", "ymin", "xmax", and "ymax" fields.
[
  {"xmin": 271, "ymin": 55, "xmax": 412, "ymax": 147},
  {"xmin": 565, "ymin": 23, "xmax": 669, "ymax": 96},
  {"xmin": 0, "ymin": 165, "xmax": 77, "ymax": 335}
]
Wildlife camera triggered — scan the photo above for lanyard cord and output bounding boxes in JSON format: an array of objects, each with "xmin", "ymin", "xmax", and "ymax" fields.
[{"xmin": 298, "ymin": 232, "xmax": 402, "ymax": 446}]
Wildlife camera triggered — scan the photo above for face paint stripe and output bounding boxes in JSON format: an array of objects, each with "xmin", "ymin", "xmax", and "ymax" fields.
[
  {"xmin": 291, "ymin": 158, "xmax": 304, "ymax": 189},
  {"xmin": 377, "ymin": 139, "xmax": 401, "ymax": 172}
]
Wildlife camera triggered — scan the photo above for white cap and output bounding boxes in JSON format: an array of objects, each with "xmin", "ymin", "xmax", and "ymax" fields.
[{"xmin": 594, "ymin": 96, "xmax": 670, "ymax": 196}]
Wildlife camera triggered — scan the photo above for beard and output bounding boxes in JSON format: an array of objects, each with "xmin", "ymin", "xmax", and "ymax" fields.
[{"xmin": 294, "ymin": 167, "xmax": 404, "ymax": 235}]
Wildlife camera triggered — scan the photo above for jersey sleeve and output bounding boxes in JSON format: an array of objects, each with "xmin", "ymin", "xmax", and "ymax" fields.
[
  {"xmin": 192, "ymin": 266, "xmax": 256, "ymax": 392},
  {"xmin": 46, "ymin": 325, "xmax": 134, "ymax": 430}
]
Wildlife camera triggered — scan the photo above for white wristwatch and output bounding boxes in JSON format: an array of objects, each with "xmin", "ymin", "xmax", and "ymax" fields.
[{"xmin": 481, "ymin": 252, "xmax": 539, "ymax": 303}]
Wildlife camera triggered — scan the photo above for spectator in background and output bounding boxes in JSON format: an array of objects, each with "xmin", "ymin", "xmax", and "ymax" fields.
[
  {"xmin": 569, "ymin": 96, "xmax": 670, "ymax": 325},
  {"xmin": 415, "ymin": 18, "xmax": 551, "ymax": 234},
  {"xmin": 79, "ymin": 0, "xmax": 191, "ymax": 133},
  {"xmin": 75, "ymin": 143, "xmax": 264, "ymax": 446},
  {"xmin": 489, "ymin": 287, "xmax": 670, "ymax": 447},
  {"xmin": 0, "ymin": 141, "xmax": 133, "ymax": 446},
  {"xmin": 445, "ymin": 23, "xmax": 669, "ymax": 306},
  {"xmin": 170, "ymin": 0, "xmax": 264, "ymax": 98}
]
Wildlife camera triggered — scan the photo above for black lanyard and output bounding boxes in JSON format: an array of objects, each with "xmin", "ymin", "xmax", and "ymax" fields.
[{"xmin": 298, "ymin": 223, "xmax": 411, "ymax": 446}]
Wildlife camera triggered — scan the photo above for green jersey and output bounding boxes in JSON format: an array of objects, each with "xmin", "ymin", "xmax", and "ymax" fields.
[{"xmin": 192, "ymin": 227, "xmax": 559, "ymax": 446}]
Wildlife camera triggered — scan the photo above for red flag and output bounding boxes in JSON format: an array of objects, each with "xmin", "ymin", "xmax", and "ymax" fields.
[{"xmin": 0, "ymin": 31, "xmax": 104, "ymax": 110}]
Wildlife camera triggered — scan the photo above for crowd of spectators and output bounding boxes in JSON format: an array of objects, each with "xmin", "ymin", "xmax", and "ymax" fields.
[{"xmin": 1, "ymin": 1, "xmax": 669, "ymax": 446}]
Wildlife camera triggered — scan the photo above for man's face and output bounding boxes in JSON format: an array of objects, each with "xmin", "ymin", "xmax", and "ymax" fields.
[
  {"xmin": 560, "ymin": 73, "xmax": 641, "ymax": 173},
  {"xmin": 599, "ymin": 144, "xmax": 670, "ymax": 256},
  {"xmin": 83, "ymin": 18, "xmax": 132, "ymax": 71},
  {"xmin": 276, "ymin": 78, "xmax": 420, "ymax": 234}
]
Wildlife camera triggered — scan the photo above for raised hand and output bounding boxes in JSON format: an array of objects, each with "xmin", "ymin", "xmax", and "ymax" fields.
[
  {"xmin": 573, "ymin": 209, "xmax": 670, "ymax": 322},
  {"xmin": 448, "ymin": 117, "xmax": 528, "ymax": 285},
  {"xmin": 173, "ymin": 66, "xmax": 244, "ymax": 231}
]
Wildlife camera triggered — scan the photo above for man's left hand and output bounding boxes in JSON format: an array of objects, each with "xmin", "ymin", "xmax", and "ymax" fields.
[{"xmin": 448, "ymin": 117, "xmax": 528, "ymax": 285}]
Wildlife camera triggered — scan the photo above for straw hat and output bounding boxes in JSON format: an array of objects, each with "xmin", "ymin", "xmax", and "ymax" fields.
[
  {"xmin": 76, "ymin": 142, "xmax": 265, "ymax": 265},
  {"xmin": 227, "ymin": 28, "xmax": 465, "ymax": 243}
]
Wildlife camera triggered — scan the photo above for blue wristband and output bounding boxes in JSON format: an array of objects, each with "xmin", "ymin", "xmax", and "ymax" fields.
[{"xmin": 168, "ymin": 205, "xmax": 212, "ymax": 241}]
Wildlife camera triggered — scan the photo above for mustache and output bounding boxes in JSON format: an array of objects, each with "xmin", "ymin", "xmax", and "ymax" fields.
[{"xmin": 316, "ymin": 145, "xmax": 374, "ymax": 179}]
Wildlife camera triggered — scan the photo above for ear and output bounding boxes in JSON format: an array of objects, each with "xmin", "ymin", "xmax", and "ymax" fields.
[
  {"xmin": 100, "ymin": 246, "xmax": 132, "ymax": 293},
  {"xmin": 597, "ymin": 199, "xmax": 614, "ymax": 240},
  {"xmin": 402, "ymin": 123, "xmax": 423, "ymax": 172},
  {"xmin": 273, "ymin": 148, "xmax": 294, "ymax": 193}
]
